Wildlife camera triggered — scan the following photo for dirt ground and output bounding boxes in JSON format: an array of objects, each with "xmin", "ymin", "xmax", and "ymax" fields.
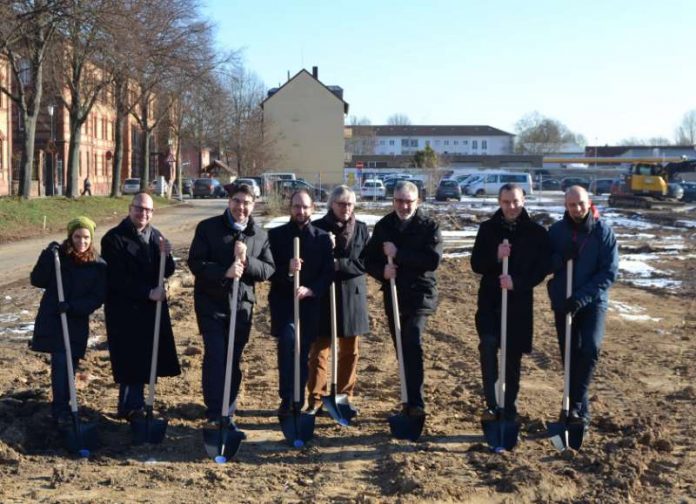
[{"xmin": 1, "ymin": 207, "xmax": 695, "ymax": 503}]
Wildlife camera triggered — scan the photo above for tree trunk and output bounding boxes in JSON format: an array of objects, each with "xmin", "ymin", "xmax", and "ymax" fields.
[
  {"xmin": 140, "ymin": 129, "xmax": 150, "ymax": 190},
  {"xmin": 65, "ymin": 108, "xmax": 82, "ymax": 198},
  {"xmin": 111, "ymin": 113, "xmax": 125, "ymax": 197},
  {"xmin": 19, "ymin": 113, "xmax": 38, "ymax": 198}
]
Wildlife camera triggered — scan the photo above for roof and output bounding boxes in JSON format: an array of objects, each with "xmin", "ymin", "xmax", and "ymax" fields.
[
  {"xmin": 203, "ymin": 159, "xmax": 234, "ymax": 174},
  {"xmin": 350, "ymin": 125, "xmax": 514, "ymax": 137},
  {"xmin": 261, "ymin": 69, "xmax": 349, "ymax": 114},
  {"xmin": 586, "ymin": 145, "xmax": 695, "ymax": 157}
]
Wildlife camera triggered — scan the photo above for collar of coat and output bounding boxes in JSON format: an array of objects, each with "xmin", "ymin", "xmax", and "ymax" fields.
[
  {"xmin": 562, "ymin": 208, "xmax": 596, "ymax": 234},
  {"xmin": 118, "ymin": 217, "xmax": 155, "ymax": 240},
  {"xmin": 222, "ymin": 208, "xmax": 257, "ymax": 237}
]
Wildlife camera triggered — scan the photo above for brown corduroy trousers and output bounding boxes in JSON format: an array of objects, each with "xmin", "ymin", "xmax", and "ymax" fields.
[{"xmin": 307, "ymin": 336, "xmax": 359, "ymax": 405}]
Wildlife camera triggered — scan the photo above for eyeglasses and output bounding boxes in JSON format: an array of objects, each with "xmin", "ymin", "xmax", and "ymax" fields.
[
  {"xmin": 131, "ymin": 204, "xmax": 154, "ymax": 214},
  {"xmin": 231, "ymin": 197, "xmax": 254, "ymax": 207},
  {"xmin": 333, "ymin": 201, "xmax": 354, "ymax": 207}
]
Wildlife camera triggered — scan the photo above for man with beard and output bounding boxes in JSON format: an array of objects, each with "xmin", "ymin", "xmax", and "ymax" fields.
[
  {"xmin": 187, "ymin": 183, "xmax": 275, "ymax": 430},
  {"xmin": 364, "ymin": 180, "xmax": 442, "ymax": 417},
  {"xmin": 101, "ymin": 192, "xmax": 180, "ymax": 419},
  {"xmin": 268, "ymin": 189, "xmax": 334, "ymax": 417},
  {"xmin": 471, "ymin": 183, "xmax": 550, "ymax": 423},
  {"xmin": 306, "ymin": 185, "xmax": 369, "ymax": 415},
  {"xmin": 547, "ymin": 185, "xmax": 618, "ymax": 432}
]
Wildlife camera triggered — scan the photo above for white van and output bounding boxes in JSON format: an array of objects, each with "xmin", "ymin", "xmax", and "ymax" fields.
[{"xmin": 464, "ymin": 172, "xmax": 533, "ymax": 196}]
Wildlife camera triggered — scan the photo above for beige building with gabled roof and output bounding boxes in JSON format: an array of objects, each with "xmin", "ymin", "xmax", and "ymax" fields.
[{"xmin": 261, "ymin": 67, "xmax": 348, "ymax": 186}]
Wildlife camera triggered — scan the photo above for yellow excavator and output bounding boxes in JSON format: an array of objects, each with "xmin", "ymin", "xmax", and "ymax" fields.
[{"xmin": 608, "ymin": 160, "xmax": 696, "ymax": 209}]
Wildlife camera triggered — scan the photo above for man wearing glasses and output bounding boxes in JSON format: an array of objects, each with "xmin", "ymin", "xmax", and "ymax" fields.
[
  {"xmin": 187, "ymin": 183, "xmax": 275, "ymax": 431},
  {"xmin": 364, "ymin": 181, "xmax": 443, "ymax": 417},
  {"xmin": 101, "ymin": 192, "xmax": 181, "ymax": 419}
]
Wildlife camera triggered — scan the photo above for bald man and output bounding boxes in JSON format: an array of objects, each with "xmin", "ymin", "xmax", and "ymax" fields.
[
  {"xmin": 547, "ymin": 186, "xmax": 618, "ymax": 433},
  {"xmin": 101, "ymin": 192, "xmax": 181, "ymax": 419}
]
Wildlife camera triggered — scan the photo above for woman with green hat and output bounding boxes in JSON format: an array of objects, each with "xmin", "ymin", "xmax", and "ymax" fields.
[{"xmin": 30, "ymin": 216, "xmax": 107, "ymax": 426}]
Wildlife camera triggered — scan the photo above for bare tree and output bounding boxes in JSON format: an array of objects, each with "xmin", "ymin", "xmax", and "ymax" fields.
[
  {"xmin": 387, "ymin": 113, "xmax": 411, "ymax": 126},
  {"xmin": 675, "ymin": 109, "xmax": 696, "ymax": 145},
  {"xmin": 514, "ymin": 111, "xmax": 584, "ymax": 154},
  {"xmin": 45, "ymin": 0, "xmax": 116, "ymax": 198},
  {"xmin": 0, "ymin": 0, "xmax": 64, "ymax": 198},
  {"xmin": 618, "ymin": 136, "xmax": 671, "ymax": 146}
]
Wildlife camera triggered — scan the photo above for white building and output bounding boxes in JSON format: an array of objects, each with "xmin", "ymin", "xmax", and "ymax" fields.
[{"xmin": 348, "ymin": 125, "xmax": 515, "ymax": 156}]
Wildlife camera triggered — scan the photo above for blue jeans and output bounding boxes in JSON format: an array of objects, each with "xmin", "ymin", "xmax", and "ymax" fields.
[
  {"xmin": 554, "ymin": 303, "xmax": 607, "ymax": 419},
  {"xmin": 118, "ymin": 383, "xmax": 145, "ymax": 414},
  {"xmin": 386, "ymin": 311, "xmax": 427, "ymax": 409},
  {"xmin": 276, "ymin": 323, "xmax": 312, "ymax": 407},
  {"xmin": 201, "ymin": 319, "xmax": 250, "ymax": 420},
  {"xmin": 478, "ymin": 333, "xmax": 522, "ymax": 419},
  {"xmin": 50, "ymin": 352, "xmax": 79, "ymax": 419}
]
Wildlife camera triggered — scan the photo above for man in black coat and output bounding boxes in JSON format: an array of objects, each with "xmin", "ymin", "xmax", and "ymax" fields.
[
  {"xmin": 364, "ymin": 181, "xmax": 443, "ymax": 416},
  {"xmin": 187, "ymin": 183, "xmax": 275, "ymax": 426},
  {"xmin": 470, "ymin": 183, "xmax": 550, "ymax": 422},
  {"xmin": 307, "ymin": 185, "xmax": 369, "ymax": 414},
  {"xmin": 268, "ymin": 189, "xmax": 333, "ymax": 417},
  {"xmin": 101, "ymin": 192, "xmax": 181, "ymax": 419}
]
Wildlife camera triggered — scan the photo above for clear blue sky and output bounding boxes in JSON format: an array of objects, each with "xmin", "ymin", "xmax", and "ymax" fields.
[{"xmin": 202, "ymin": 0, "xmax": 695, "ymax": 145}]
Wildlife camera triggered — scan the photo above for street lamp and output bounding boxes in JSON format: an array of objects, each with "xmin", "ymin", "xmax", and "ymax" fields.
[{"xmin": 47, "ymin": 104, "xmax": 55, "ymax": 196}]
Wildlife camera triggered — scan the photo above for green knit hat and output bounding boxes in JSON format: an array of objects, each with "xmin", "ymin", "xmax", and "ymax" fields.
[{"xmin": 67, "ymin": 216, "xmax": 96, "ymax": 239}]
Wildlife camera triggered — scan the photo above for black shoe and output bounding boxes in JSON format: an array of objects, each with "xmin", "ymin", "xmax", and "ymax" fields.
[
  {"xmin": 277, "ymin": 402, "xmax": 291, "ymax": 419},
  {"xmin": 481, "ymin": 408, "xmax": 497, "ymax": 423},
  {"xmin": 54, "ymin": 412, "xmax": 72, "ymax": 429},
  {"xmin": 408, "ymin": 406, "xmax": 426, "ymax": 417},
  {"xmin": 117, "ymin": 408, "xmax": 144, "ymax": 421}
]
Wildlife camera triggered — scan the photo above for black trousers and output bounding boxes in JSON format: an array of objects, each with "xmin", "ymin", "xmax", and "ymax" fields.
[
  {"xmin": 478, "ymin": 333, "xmax": 522, "ymax": 419},
  {"xmin": 385, "ymin": 310, "xmax": 428, "ymax": 409}
]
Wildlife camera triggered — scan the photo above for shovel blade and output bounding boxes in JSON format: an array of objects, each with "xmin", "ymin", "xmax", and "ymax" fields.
[
  {"xmin": 388, "ymin": 412, "xmax": 425, "ymax": 441},
  {"xmin": 280, "ymin": 412, "xmax": 315, "ymax": 448},
  {"xmin": 203, "ymin": 425, "xmax": 244, "ymax": 462},
  {"xmin": 321, "ymin": 394, "xmax": 357, "ymax": 426},
  {"xmin": 131, "ymin": 415, "xmax": 168, "ymax": 445},
  {"xmin": 482, "ymin": 418, "xmax": 519, "ymax": 451},
  {"xmin": 61, "ymin": 416, "xmax": 98, "ymax": 457},
  {"xmin": 548, "ymin": 421, "xmax": 584, "ymax": 451}
]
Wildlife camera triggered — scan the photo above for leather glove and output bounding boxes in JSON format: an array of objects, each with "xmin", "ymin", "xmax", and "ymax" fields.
[
  {"xmin": 57, "ymin": 301, "xmax": 70, "ymax": 314},
  {"xmin": 564, "ymin": 298, "xmax": 581, "ymax": 316},
  {"xmin": 563, "ymin": 242, "xmax": 578, "ymax": 262}
]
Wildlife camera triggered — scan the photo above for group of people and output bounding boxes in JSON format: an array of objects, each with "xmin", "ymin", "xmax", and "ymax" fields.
[{"xmin": 30, "ymin": 178, "xmax": 617, "ymax": 441}]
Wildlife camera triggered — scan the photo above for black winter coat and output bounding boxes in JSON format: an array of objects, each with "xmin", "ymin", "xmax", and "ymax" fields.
[
  {"xmin": 314, "ymin": 214, "xmax": 370, "ymax": 338},
  {"xmin": 268, "ymin": 221, "xmax": 333, "ymax": 338},
  {"xmin": 187, "ymin": 212, "xmax": 275, "ymax": 332},
  {"xmin": 30, "ymin": 242, "xmax": 106, "ymax": 358},
  {"xmin": 364, "ymin": 208, "xmax": 443, "ymax": 316},
  {"xmin": 470, "ymin": 208, "xmax": 550, "ymax": 353},
  {"xmin": 101, "ymin": 218, "xmax": 181, "ymax": 383}
]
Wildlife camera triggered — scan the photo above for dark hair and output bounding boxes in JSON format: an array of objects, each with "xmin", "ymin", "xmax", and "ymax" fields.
[
  {"xmin": 226, "ymin": 183, "xmax": 256, "ymax": 201},
  {"xmin": 289, "ymin": 188, "xmax": 314, "ymax": 205},
  {"xmin": 498, "ymin": 183, "xmax": 523, "ymax": 197}
]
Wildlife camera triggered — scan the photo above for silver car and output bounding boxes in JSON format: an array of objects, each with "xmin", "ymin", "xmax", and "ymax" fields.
[{"xmin": 122, "ymin": 178, "xmax": 141, "ymax": 195}]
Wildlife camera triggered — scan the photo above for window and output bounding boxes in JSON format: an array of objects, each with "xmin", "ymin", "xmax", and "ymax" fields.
[
  {"xmin": 94, "ymin": 153, "xmax": 98, "ymax": 175},
  {"xmin": 379, "ymin": 140, "xmax": 385, "ymax": 145},
  {"xmin": 485, "ymin": 175, "xmax": 496, "ymax": 183},
  {"xmin": 425, "ymin": 140, "xmax": 430, "ymax": 147},
  {"xmin": 453, "ymin": 140, "xmax": 458, "ymax": 145},
  {"xmin": 389, "ymin": 140, "xmax": 395, "ymax": 146},
  {"xmin": 472, "ymin": 140, "xmax": 478, "ymax": 149},
  {"xmin": 435, "ymin": 140, "xmax": 441, "ymax": 145},
  {"xmin": 444, "ymin": 140, "xmax": 449, "ymax": 145},
  {"xmin": 79, "ymin": 151, "xmax": 83, "ymax": 176},
  {"xmin": 482, "ymin": 140, "xmax": 488, "ymax": 150},
  {"xmin": 410, "ymin": 139, "xmax": 417, "ymax": 147},
  {"xmin": 18, "ymin": 59, "xmax": 31, "ymax": 86},
  {"xmin": 463, "ymin": 140, "xmax": 468, "ymax": 145},
  {"xmin": 401, "ymin": 138, "xmax": 409, "ymax": 147}
]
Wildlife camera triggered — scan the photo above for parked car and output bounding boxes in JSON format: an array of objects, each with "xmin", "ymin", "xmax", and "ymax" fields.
[
  {"xmin": 149, "ymin": 176, "xmax": 168, "ymax": 195},
  {"xmin": 560, "ymin": 177, "xmax": 591, "ymax": 192},
  {"xmin": 680, "ymin": 181, "xmax": 696, "ymax": 202},
  {"xmin": 464, "ymin": 172, "xmax": 533, "ymax": 196},
  {"xmin": 589, "ymin": 178, "xmax": 616, "ymax": 195},
  {"xmin": 121, "ymin": 178, "xmax": 141, "ymax": 195},
  {"xmin": 234, "ymin": 178, "xmax": 262, "ymax": 198},
  {"xmin": 360, "ymin": 179, "xmax": 386, "ymax": 200},
  {"xmin": 192, "ymin": 177, "xmax": 226, "ymax": 198},
  {"xmin": 435, "ymin": 179, "xmax": 462, "ymax": 201},
  {"xmin": 384, "ymin": 177, "xmax": 427, "ymax": 199},
  {"xmin": 182, "ymin": 178, "xmax": 193, "ymax": 195},
  {"xmin": 533, "ymin": 177, "xmax": 561, "ymax": 191},
  {"xmin": 273, "ymin": 179, "xmax": 328, "ymax": 202}
]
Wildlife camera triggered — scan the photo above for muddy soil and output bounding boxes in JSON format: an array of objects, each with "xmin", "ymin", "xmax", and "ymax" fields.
[{"xmin": 0, "ymin": 208, "xmax": 695, "ymax": 503}]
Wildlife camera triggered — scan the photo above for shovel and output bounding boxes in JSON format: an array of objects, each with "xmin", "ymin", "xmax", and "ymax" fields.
[
  {"xmin": 280, "ymin": 237, "xmax": 315, "ymax": 448},
  {"xmin": 548, "ymin": 259, "xmax": 585, "ymax": 451},
  {"xmin": 203, "ymin": 275, "xmax": 244, "ymax": 463},
  {"xmin": 53, "ymin": 249, "xmax": 98, "ymax": 457},
  {"xmin": 386, "ymin": 256, "xmax": 425, "ymax": 441},
  {"xmin": 132, "ymin": 241, "xmax": 168, "ymax": 445},
  {"xmin": 481, "ymin": 239, "xmax": 520, "ymax": 452},
  {"xmin": 321, "ymin": 269, "xmax": 357, "ymax": 427}
]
